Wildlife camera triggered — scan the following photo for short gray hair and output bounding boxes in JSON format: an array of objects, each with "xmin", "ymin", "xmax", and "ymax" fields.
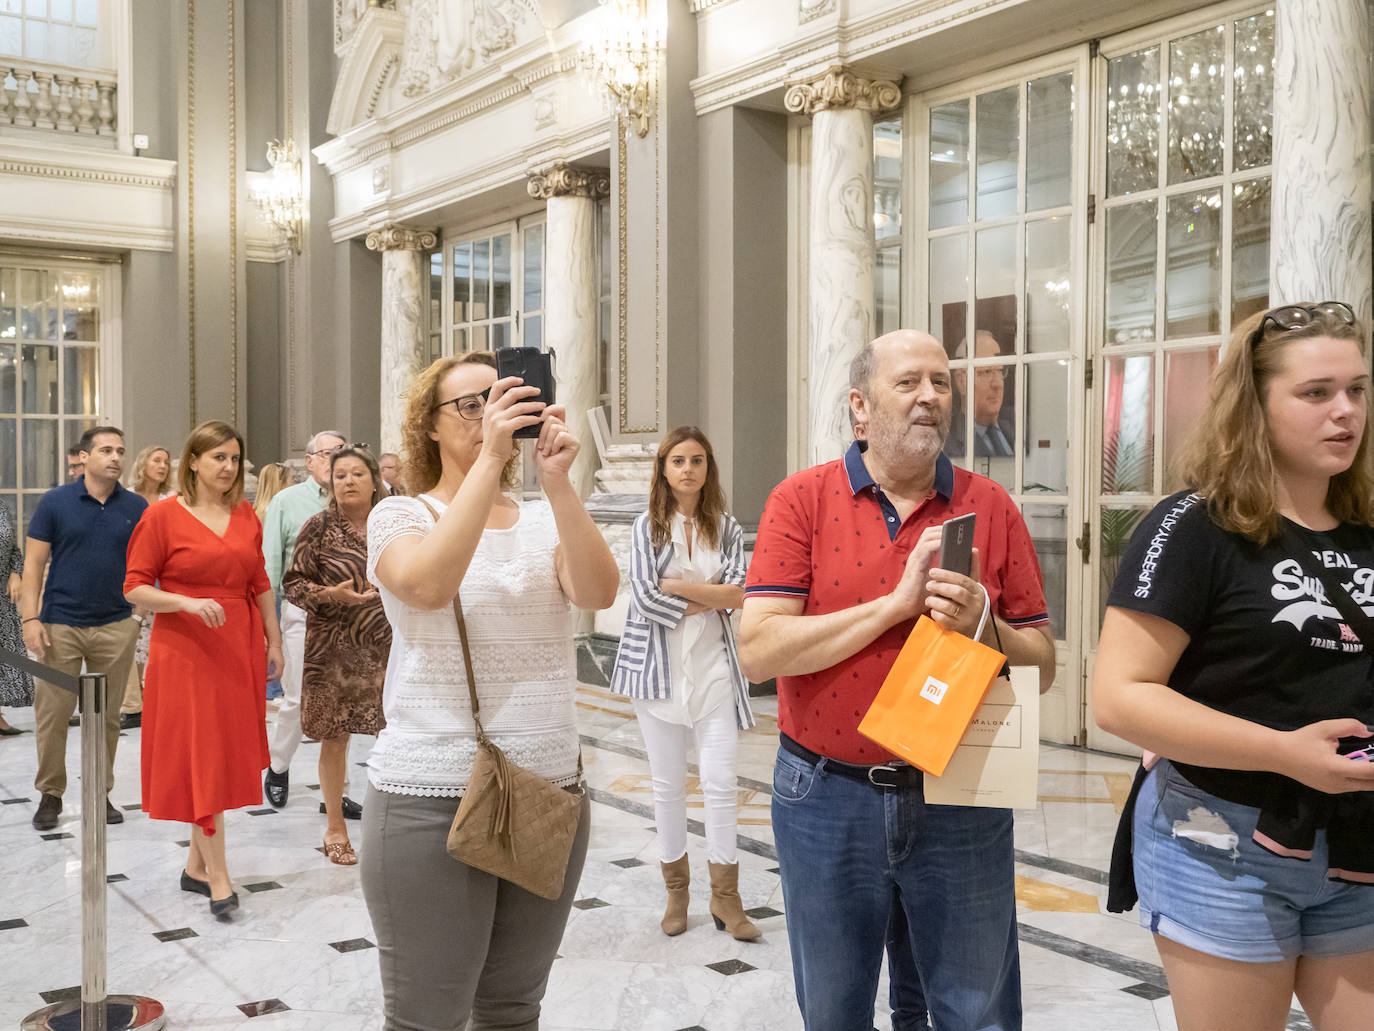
[
  {"xmin": 849, "ymin": 344, "xmax": 879, "ymax": 398},
  {"xmin": 306, "ymin": 429, "xmax": 346, "ymax": 454}
]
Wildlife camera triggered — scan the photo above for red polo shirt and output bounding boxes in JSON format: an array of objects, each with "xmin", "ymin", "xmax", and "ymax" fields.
[{"xmin": 745, "ymin": 442, "xmax": 1049, "ymax": 764}]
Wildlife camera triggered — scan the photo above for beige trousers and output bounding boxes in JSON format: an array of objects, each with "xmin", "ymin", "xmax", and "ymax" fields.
[{"xmin": 33, "ymin": 617, "xmax": 140, "ymax": 797}]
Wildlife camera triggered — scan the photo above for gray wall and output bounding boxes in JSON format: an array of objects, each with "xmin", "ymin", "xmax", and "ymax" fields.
[
  {"xmin": 129, "ymin": 0, "xmax": 176, "ymax": 159},
  {"xmin": 244, "ymin": 0, "xmax": 282, "ymax": 173},
  {"xmin": 245, "ymin": 260, "xmax": 283, "ymax": 467},
  {"xmin": 121, "ymin": 249, "xmax": 185, "ymax": 453}
]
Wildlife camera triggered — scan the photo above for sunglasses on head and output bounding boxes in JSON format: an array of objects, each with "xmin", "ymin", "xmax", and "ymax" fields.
[{"xmin": 1255, "ymin": 301, "xmax": 1356, "ymax": 340}]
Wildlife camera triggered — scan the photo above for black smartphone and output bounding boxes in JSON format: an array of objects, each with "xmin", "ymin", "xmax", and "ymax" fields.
[
  {"xmin": 938, "ymin": 513, "xmax": 976, "ymax": 577},
  {"xmin": 494, "ymin": 347, "xmax": 557, "ymax": 439}
]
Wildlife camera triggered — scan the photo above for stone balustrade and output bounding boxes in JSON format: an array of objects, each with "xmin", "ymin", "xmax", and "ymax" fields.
[{"xmin": 0, "ymin": 59, "xmax": 117, "ymax": 137}]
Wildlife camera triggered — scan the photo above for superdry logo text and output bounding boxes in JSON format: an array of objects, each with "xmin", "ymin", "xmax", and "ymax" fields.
[
  {"xmin": 1133, "ymin": 493, "xmax": 1204, "ymax": 599},
  {"xmin": 1271, "ymin": 550, "xmax": 1374, "ymax": 652}
]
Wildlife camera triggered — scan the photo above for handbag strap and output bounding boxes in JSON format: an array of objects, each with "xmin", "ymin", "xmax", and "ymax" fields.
[
  {"xmin": 1282, "ymin": 524, "xmax": 1374, "ymax": 649},
  {"xmin": 417, "ymin": 497, "xmax": 488, "ymax": 743}
]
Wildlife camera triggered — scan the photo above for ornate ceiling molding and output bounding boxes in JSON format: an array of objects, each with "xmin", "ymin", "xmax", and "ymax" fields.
[
  {"xmin": 783, "ymin": 66, "xmax": 902, "ymax": 116},
  {"xmin": 526, "ymin": 161, "xmax": 610, "ymax": 200},
  {"xmin": 364, "ymin": 223, "xmax": 438, "ymax": 251}
]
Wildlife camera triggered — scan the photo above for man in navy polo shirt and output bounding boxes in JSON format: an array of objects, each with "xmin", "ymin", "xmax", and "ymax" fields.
[
  {"xmin": 739, "ymin": 330, "xmax": 1056, "ymax": 1031},
  {"xmin": 22, "ymin": 426, "xmax": 147, "ymax": 831}
]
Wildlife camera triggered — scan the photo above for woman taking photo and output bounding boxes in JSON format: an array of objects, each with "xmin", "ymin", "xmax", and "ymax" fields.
[
  {"xmin": 363, "ymin": 352, "xmax": 618, "ymax": 1029},
  {"xmin": 609, "ymin": 427, "xmax": 757, "ymax": 940},
  {"xmin": 1095, "ymin": 301, "xmax": 1374, "ymax": 1031},
  {"xmin": 283, "ymin": 445, "xmax": 390, "ymax": 866},
  {"xmin": 125, "ymin": 421, "xmax": 283, "ymax": 917}
]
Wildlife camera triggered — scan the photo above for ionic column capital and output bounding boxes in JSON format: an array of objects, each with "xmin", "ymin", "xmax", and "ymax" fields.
[
  {"xmin": 527, "ymin": 162, "xmax": 611, "ymax": 201},
  {"xmin": 365, "ymin": 223, "xmax": 437, "ymax": 252},
  {"xmin": 783, "ymin": 66, "xmax": 902, "ymax": 117}
]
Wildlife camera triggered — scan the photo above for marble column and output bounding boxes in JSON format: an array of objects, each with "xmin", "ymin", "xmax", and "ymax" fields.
[
  {"xmin": 529, "ymin": 162, "xmax": 610, "ymax": 498},
  {"xmin": 785, "ymin": 68, "xmax": 901, "ymax": 466},
  {"xmin": 1271, "ymin": 0, "xmax": 1371, "ymax": 327},
  {"xmin": 365, "ymin": 224, "xmax": 438, "ymax": 455}
]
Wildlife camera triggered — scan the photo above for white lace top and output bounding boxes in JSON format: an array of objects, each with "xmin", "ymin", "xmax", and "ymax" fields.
[{"xmin": 365, "ymin": 494, "xmax": 579, "ymax": 797}]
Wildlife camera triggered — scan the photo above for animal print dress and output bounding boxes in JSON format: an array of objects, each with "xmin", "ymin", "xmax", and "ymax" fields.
[{"xmin": 282, "ymin": 507, "xmax": 389, "ymax": 740}]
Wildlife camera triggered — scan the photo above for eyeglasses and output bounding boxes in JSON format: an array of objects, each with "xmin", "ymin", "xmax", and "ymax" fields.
[
  {"xmin": 308, "ymin": 442, "xmax": 370, "ymax": 458},
  {"xmin": 972, "ymin": 366, "xmax": 1010, "ymax": 383},
  {"xmin": 434, "ymin": 389, "xmax": 490, "ymax": 421},
  {"xmin": 1256, "ymin": 301, "xmax": 1356, "ymax": 340}
]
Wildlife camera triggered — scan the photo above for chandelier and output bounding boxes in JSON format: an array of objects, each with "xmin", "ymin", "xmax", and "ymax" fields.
[
  {"xmin": 251, "ymin": 139, "xmax": 304, "ymax": 254},
  {"xmin": 579, "ymin": 0, "xmax": 661, "ymax": 139}
]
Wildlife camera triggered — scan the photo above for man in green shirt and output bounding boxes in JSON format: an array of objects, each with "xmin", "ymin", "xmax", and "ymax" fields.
[{"xmin": 262, "ymin": 429, "xmax": 345, "ymax": 809}]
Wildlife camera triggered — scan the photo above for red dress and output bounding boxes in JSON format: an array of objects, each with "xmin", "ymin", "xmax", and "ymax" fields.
[{"xmin": 124, "ymin": 497, "xmax": 271, "ymax": 834}]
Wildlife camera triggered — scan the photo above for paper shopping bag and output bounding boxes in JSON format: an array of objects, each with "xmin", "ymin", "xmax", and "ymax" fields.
[{"xmin": 857, "ymin": 615, "xmax": 1006, "ymax": 776}]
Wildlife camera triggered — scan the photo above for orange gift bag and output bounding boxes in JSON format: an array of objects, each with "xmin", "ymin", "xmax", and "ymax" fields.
[{"xmin": 858, "ymin": 615, "xmax": 1006, "ymax": 776}]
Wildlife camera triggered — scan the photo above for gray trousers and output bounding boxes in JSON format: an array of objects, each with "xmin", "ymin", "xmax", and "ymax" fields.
[{"xmin": 360, "ymin": 784, "xmax": 590, "ymax": 1031}]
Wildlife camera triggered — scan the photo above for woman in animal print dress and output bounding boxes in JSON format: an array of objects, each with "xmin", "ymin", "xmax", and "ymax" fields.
[{"xmin": 283, "ymin": 445, "xmax": 390, "ymax": 865}]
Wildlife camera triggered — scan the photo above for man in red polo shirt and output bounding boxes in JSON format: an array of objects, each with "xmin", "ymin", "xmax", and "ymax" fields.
[{"xmin": 739, "ymin": 329, "xmax": 1055, "ymax": 1031}]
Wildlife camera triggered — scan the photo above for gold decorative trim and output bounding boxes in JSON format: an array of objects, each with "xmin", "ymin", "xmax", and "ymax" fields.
[
  {"xmin": 365, "ymin": 224, "xmax": 437, "ymax": 251},
  {"xmin": 0, "ymin": 160, "xmax": 175, "ymax": 188},
  {"xmin": 527, "ymin": 162, "xmax": 610, "ymax": 200},
  {"xmin": 783, "ymin": 66, "xmax": 902, "ymax": 116},
  {"xmin": 187, "ymin": 0, "xmax": 197, "ymax": 426}
]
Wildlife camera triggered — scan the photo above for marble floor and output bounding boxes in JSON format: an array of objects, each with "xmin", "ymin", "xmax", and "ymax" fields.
[{"xmin": 0, "ymin": 686, "xmax": 1313, "ymax": 1031}]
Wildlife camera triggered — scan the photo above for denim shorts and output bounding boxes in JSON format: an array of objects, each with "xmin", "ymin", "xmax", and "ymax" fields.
[{"xmin": 1134, "ymin": 760, "xmax": 1374, "ymax": 962}]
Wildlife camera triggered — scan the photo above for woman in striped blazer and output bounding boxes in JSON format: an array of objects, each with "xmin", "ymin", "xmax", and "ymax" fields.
[{"xmin": 609, "ymin": 426, "xmax": 758, "ymax": 941}]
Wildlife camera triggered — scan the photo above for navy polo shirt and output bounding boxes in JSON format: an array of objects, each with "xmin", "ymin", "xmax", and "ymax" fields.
[{"xmin": 27, "ymin": 477, "xmax": 148, "ymax": 627}]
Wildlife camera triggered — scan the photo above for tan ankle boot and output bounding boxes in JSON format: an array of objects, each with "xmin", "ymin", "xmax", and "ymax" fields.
[
  {"xmin": 660, "ymin": 855, "xmax": 691, "ymax": 936},
  {"xmin": 708, "ymin": 861, "xmax": 760, "ymax": 941}
]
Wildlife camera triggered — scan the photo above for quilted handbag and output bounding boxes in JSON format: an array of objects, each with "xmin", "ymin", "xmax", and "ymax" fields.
[{"xmin": 442, "ymin": 585, "xmax": 583, "ymax": 900}]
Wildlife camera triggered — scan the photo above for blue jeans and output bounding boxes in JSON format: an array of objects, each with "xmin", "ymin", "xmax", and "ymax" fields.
[{"xmin": 772, "ymin": 746, "xmax": 1021, "ymax": 1031}]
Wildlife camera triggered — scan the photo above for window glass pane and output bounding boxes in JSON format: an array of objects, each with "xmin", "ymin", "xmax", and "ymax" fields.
[
  {"xmin": 1024, "ymin": 503, "xmax": 1067, "ymax": 639},
  {"xmin": 1107, "ymin": 47, "xmax": 1161, "ymax": 196},
  {"xmin": 1025, "ymin": 216, "xmax": 1071, "ymax": 354},
  {"xmin": 0, "ymin": 340, "xmax": 14, "ymax": 412},
  {"xmin": 1026, "ymin": 72, "xmax": 1073, "ymax": 211},
  {"xmin": 50, "ymin": 0, "xmax": 71, "ymax": 19},
  {"xmin": 454, "ymin": 327, "xmax": 467, "ymax": 354},
  {"xmin": 928, "ymin": 233, "xmax": 967, "ymax": 357},
  {"xmin": 1165, "ymin": 188, "xmax": 1222, "ymax": 338},
  {"xmin": 0, "ymin": 420, "xmax": 13, "ymax": 488},
  {"xmin": 1167, "ymin": 26, "xmax": 1226, "ymax": 184},
  {"xmin": 491, "ymin": 321, "xmax": 510, "ymax": 350},
  {"xmin": 47, "ymin": 23, "xmax": 69, "ymax": 63},
  {"xmin": 875, "ymin": 248, "xmax": 900, "ymax": 337},
  {"xmin": 1231, "ymin": 176, "xmax": 1271, "ymax": 326},
  {"xmin": 22, "ymin": 343, "xmax": 56, "ymax": 412},
  {"xmin": 22, "ymin": 418, "xmax": 57, "ymax": 489},
  {"xmin": 428, "ymin": 334, "xmax": 443, "ymax": 365},
  {"xmin": 24, "ymin": 0, "xmax": 44, "ymax": 18},
  {"xmin": 24, "ymin": 20, "xmax": 46, "ymax": 57},
  {"xmin": 1024, "ymin": 362, "xmax": 1068, "ymax": 493},
  {"xmin": 1105, "ymin": 201, "xmax": 1158, "ymax": 344},
  {"xmin": 1233, "ymin": 12, "xmax": 1275, "ymax": 171},
  {"xmin": 1103, "ymin": 354, "xmax": 1154, "ymax": 493},
  {"xmin": 965, "ymin": 363, "xmax": 1015, "ymax": 489},
  {"xmin": 492, "ymin": 235, "xmax": 511, "ymax": 319},
  {"xmin": 598, "ymin": 200, "xmax": 611, "ymax": 299},
  {"xmin": 874, "ymin": 117, "xmax": 902, "ymax": 242},
  {"xmin": 523, "ymin": 315, "xmax": 542, "ymax": 350},
  {"xmin": 976, "ymin": 86, "xmax": 1019, "ymax": 221},
  {"xmin": 429, "ymin": 251, "xmax": 442, "ymax": 332},
  {"xmin": 74, "ymin": 0, "xmax": 96, "ymax": 24},
  {"xmin": 470, "ymin": 324, "xmax": 488, "ymax": 351},
  {"xmin": 0, "ymin": 0, "xmax": 18, "ymax": 12},
  {"xmin": 929, "ymin": 100, "xmax": 969, "ymax": 230},
  {"xmin": 20, "ymin": 269, "xmax": 57, "ymax": 340},
  {"xmin": 0, "ymin": 268, "xmax": 14, "ymax": 343},
  {"xmin": 65, "ymin": 416, "xmax": 93, "ymax": 454},
  {"xmin": 0, "ymin": 15, "xmax": 18, "ymax": 54},
  {"xmin": 1099, "ymin": 506, "xmax": 1149, "ymax": 625},
  {"xmin": 975, "ymin": 224, "xmax": 1016, "ymax": 355},
  {"xmin": 472, "ymin": 240, "xmax": 491, "ymax": 321},
  {"xmin": 1163, "ymin": 346, "xmax": 1219, "ymax": 487},
  {"xmin": 63, "ymin": 345, "xmax": 98, "ymax": 413},
  {"xmin": 599, "ymin": 298, "xmax": 611, "ymax": 398},
  {"xmin": 61, "ymin": 272, "xmax": 97, "ymax": 341},
  {"xmin": 452, "ymin": 242, "xmax": 471, "ymax": 323},
  {"xmin": 522, "ymin": 225, "xmax": 543, "ymax": 314}
]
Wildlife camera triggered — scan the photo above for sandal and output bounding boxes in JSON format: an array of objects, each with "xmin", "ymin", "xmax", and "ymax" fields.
[{"xmin": 322, "ymin": 839, "xmax": 357, "ymax": 866}]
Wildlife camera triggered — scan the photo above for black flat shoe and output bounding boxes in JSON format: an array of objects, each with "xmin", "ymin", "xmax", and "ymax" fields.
[
  {"xmin": 321, "ymin": 797, "xmax": 363, "ymax": 820},
  {"xmin": 180, "ymin": 870, "xmax": 212, "ymax": 898},
  {"xmin": 209, "ymin": 892, "xmax": 239, "ymax": 917},
  {"xmin": 0, "ymin": 724, "xmax": 25, "ymax": 736}
]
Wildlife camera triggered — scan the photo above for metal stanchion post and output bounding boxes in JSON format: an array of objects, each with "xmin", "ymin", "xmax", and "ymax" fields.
[{"xmin": 20, "ymin": 665, "xmax": 165, "ymax": 1031}]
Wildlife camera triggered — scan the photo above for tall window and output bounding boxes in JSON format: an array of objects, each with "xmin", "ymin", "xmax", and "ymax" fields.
[
  {"xmin": 436, "ymin": 219, "xmax": 544, "ymax": 355},
  {"xmin": 874, "ymin": 116, "xmax": 902, "ymax": 336},
  {"xmin": 0, "ymin": 0, "xmax": 105, "ymax": 69},
  {"xmin": 0, "ymin": 260, "xmax": 109, "ymax": 529}
]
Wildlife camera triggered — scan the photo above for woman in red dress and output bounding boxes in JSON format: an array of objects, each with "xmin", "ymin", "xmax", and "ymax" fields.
[{"xmin": 124, "ymin": 421, "xmax": 284, "ymax": 917}]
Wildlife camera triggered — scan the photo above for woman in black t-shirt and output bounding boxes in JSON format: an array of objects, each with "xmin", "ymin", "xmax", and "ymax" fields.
[{"xmin": 1094, "ymin": 301, "xmax": 1374, "ymax": 1031}]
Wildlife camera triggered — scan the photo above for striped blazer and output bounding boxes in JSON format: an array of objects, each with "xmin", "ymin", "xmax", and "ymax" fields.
[{"xmin": 608, "ymin": 511, "xmax": 755, "ymax": 730}]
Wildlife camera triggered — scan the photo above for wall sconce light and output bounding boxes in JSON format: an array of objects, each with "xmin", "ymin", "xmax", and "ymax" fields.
[
  {"xmin": 580, "ymin": 0, "xmax": 661, "ymax": 139},
  {"xmin": 251, "ymin": 139, "xmax": 304, "ymax": 254}
]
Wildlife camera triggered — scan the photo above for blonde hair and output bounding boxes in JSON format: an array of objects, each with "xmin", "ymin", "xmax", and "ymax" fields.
[
  {"xmin": 178, "ymin": 420, "xmax": 246, "ymax": 506},
  {"xmin": 253, "ymin": 462, "xmax": 290, "ymax": 521},
  {"xmin": 399, "ymin": 353, "xmax": 520, "ymax": 494},
  {"xmin": 130, "ymin": 445, "xmax": 170, "ymax": 496},
  {"xmin": 1174, "ymin": 303, "xmax": 1374, "ymax": 544},
  {"xmin": 649, "ymin": 427, "xmax": 727, "ymax": 551}
]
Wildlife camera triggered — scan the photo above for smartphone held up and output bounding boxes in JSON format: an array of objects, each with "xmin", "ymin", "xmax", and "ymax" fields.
[{"xmin": 495, "ymin": 347, "xmax": 557, "ymax": 439}]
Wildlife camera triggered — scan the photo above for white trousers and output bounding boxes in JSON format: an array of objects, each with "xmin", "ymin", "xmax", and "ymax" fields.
[
  {"xmin": 633, "ymin": 699, "xmax": 739, "ymax": 865},
  {"xmin": 268, "ymin": 599, "xmax": 307, "ymax": 774}
]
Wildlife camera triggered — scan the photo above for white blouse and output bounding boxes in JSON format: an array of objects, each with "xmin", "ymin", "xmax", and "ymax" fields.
[
  {"xmin": 364, "ymin": 494, "xmax": 579, "ymax": 797},
  {"xmin": 636, "ymin": 511, "xmax": 732, "ymax": 727}
]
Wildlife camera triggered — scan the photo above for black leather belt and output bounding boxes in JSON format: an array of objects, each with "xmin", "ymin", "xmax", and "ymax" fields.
[{"xmin": 780, "ymin": 733, "xmax": 922, "ymax": 789}]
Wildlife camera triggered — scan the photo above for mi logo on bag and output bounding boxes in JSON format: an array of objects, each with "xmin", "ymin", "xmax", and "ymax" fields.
[{"xmin": 920, "ymin": 675, "xmax": 949, "ymax": 705}]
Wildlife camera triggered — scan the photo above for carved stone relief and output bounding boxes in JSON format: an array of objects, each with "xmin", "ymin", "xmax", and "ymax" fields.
[
  {"xmin": 798, "ymin": 0, "xmax": 834, "ymax": 23},
  {"xmin": 783, "ymin": 67, "xmax": 902, "ymax": 116},
  {"xmin": 399, "ymin": 0, "xmax": 539, "ymax": 97}
]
